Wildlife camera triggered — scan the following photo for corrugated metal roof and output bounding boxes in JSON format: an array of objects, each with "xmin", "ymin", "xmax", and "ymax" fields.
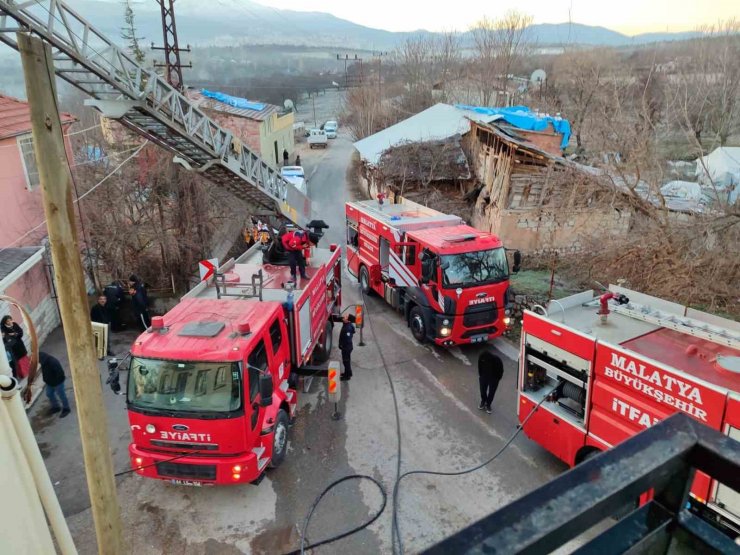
[
  {"xmin": 0, "ymin": 247, "xmax": 44, "ymax": 282},
  {"xmin": 187, "ymin": 89, "xmax": 280, "ymax": 122},
  {"xmin": 0, "ymin": 94, "xmax": 77, "ymax": 140}
]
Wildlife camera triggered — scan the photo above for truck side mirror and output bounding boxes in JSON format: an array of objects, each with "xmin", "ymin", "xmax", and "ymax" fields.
[{"xmin": 259, "ymin": 374, "xmax": 273, "ymax": 407}]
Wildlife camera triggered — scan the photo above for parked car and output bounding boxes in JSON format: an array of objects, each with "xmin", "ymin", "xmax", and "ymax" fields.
[
  {"xmin": 324, "ymin": 120, "xmax": 338, "ymax": 139},
  {"xmin": 308, "ymin": 128, "xmax": 328, "ymax": 149},
  {"xmin": 280, "ymin": 166, "xmax": 307, "ymax": 195}
]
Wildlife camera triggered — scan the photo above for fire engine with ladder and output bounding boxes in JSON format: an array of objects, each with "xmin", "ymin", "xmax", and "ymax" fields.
[
  {"xmin": 346, "ymin": 197, "xmax": 518, "ymax": 346},
  {"xmin": 518, "ymin": 285, "xmax": 740, "ymax": 537},
  {"xmin": 0, "ymin": 0, "xmax": 346, "ymax": 485}
]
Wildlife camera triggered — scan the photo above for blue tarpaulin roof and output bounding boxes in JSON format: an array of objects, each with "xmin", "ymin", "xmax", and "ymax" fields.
[
  {"xmin": 201, "ymin": 89, "xmax": 266, "ymax": 112},
  {"xmin": 455, "ymin": 105, "xmax": 571, "ymax": 150}
]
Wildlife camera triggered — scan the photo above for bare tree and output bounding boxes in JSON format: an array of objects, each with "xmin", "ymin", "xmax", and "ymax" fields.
[
  {"xmin": 470, "ymin": 11, "xmax": 533, "ymax": 105},
  {"xmin": 552, "ymin": 48, "xmax": 618, "ymax": 149}
]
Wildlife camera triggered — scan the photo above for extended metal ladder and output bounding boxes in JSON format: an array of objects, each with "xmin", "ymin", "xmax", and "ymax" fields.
[
  {"xmin": 0, "ymin": 0, "xmax": 312, "ymax": 228},
  {"xmin": 611, "ymin": 302, "xmax": 740, "ymax": 349}
]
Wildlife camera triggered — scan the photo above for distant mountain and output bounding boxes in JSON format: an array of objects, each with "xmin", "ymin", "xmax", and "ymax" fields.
[{"xmin": 68, "ymin": 1, "xmax": 704, "ymax": 49}]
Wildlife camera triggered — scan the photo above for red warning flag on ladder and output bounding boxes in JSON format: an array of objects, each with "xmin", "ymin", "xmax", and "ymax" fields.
[{"xmin": 198, "ymin": 258, "xmax": 219, "ymax": 281}]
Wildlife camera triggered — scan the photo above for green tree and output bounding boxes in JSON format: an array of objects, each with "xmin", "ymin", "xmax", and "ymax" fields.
[{"xmin": 121, "ymin": 0, "xmax": 145, "ymax": 64}]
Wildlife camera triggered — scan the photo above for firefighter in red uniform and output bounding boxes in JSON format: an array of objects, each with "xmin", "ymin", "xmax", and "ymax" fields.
[{"xmin": 281, "ymin": 229, "xmax": 319, "ymax": 280}]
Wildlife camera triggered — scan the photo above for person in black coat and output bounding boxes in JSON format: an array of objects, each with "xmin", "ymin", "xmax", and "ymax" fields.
[
  {"xmin": 39, "ymin": 351, "xmax": 71, "ymax": 417},
  {"xmin": 90, "ymin": 295, "xmax": 114, "ymax": 356},
  {"xmin": 129, "ymin": 286, "xmax": 151, "ymax": 330},
  {"xmin": 104, "ymin": 281, "xmax": 124, "ymax": 331},
  {"xmin": 478, "ymin": 349, "xmax": 504, "ymax": 414},
  {"xmin": 2, "ymin": 315, "xmax": 28, "ymax": 379},
  {"xmin": 338, "ymin": 314, "xmax": 356, "ymax": 381}
]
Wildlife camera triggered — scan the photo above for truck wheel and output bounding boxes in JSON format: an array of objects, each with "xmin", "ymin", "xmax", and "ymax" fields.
[
  {"xmin": 269, "ymin": 410, "xmax": 290, "ymax": 469},
  {"xmin": 313, "ymin": 321, "xmax": 334, "ymax": 363},
  {"xmin": 359, "ymin": 266, "xmax": 372, "ymax": 295},
  {"xmin": 409, "ymin": 306, "xmax": 427, "ymax": 343}
]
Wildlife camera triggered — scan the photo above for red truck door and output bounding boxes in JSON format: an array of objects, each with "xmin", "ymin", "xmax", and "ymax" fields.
[
  {"xmin": 389, "ymin": 242, "xmax": 418, "ymax": 287},
  {"xmin": 246, "ymin": 337, "xmax": 270, "ymax": 436}
]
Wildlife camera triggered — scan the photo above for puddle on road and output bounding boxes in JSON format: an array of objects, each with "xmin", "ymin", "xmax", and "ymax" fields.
[{"xmin": 251, "ymin": 524, "xmax": 300, "ymax": 555}]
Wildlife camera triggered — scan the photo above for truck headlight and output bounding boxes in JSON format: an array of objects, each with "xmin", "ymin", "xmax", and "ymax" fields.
[
  {"xmin": 503, "ymin": 316, "xmax": 511, "ymax": 326},
  {"xmin": 439, "ymin": 326, "xmax": 451, "ymax": 337},
  {"xmin": 442, "ymin": 319, "xmax": 450, "ymax": 326},
  {"xmin": 505, "ymin": 308, "xmax": 512, "ymax": 316}
]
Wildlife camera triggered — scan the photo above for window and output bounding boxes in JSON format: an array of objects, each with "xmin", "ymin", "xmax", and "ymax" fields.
[
  {"xmin": 247, "ymin": 339, "xmax": 268, "ymax": 401},
  {"xmin": 18, "ymin": 135, "xmax": 40, "ymax": 190},
  {"xmin": 269, "ymin": 319, "xmax": 283, "ymax": 355},
  {"xmin": 347, "ymin": 219, "xmax": 359, "ymax": 247}
]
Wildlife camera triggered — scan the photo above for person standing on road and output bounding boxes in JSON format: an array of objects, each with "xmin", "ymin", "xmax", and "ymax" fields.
[
  {"xmin": 294, "ymin": 154, "xmax": 301, "ymax": 166},
  {"xmin": 1, "ymin": 315, "xmax": 29, "ymax": 379},
  {"xmin": 478, "ymin": 349, "xmax": 504, "ymax": 414},
  {"xmin": 339, "ymin": 314, "xmax": 356, "ymax": 381},
  {"xmin": 39, "ymin": 351, "xmax": 71, "ymax": 418},
  {"xmin": 283, "ymin": 148, "xmax": 289, "ymax": 166},
  {"xmin": 281, "ymin": 229, "xmax": 319, "ymax": 281},
  {"xmin": 129, "ymin": 286, "xmax": 151, "ymax": 330}
]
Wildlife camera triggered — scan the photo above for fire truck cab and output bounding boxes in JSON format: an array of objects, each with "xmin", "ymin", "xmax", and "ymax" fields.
[
  {"xmin": 346, "ymin": 198, "xmax": 513, "ymax": 346},
  {"xmin": 125, "ymin": 243, "xmax": 342, "ymax": 486},
  {"xmin": 518, "ymin": 285, "xmax": 740, "ymax": 536}
]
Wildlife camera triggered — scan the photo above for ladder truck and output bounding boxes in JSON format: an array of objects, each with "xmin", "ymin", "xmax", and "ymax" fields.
[
  {"xmin": 0, "ymin": 1, "xmax": 343, "ymax": 484},
  {"xmin": 518, "ymin": 285, "xmax": 740, "ymax": 537}
]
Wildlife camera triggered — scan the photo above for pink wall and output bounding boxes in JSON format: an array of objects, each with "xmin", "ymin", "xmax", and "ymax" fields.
[{"xmin": 0, "ymin": 123, "xmax": 75, "ymax": 248}]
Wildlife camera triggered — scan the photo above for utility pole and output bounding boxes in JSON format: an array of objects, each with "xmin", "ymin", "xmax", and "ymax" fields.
[
  {"xmin": 18, "ymin": 33, "xmax": 124, "ymax": 555},
  {"xmin": 335, "ymin": 53, "xmax": 363, "ymax": 89},
  {"xmin": 373, "ymin": 51, "xmax": 388, "ymax": 96},
  {"xmin": 312, "ymin": 93, "xmax": 317, "ymax": 128},
  {"xmin": 152, "ymin": 0, "xmax": 191, "ymax": 90}
]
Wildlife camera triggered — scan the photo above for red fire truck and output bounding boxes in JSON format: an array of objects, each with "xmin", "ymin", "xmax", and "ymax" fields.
[
  {"xmin": 518, "ymin": 285, "xmax": 740, "ymax": 536},
  {"xmin": 124, "ymin": 241, "xmax": 342, "ymax": 486},
  {"xmin": 346, "ymin": 198, "xmax": 515, "ymax": 346}
]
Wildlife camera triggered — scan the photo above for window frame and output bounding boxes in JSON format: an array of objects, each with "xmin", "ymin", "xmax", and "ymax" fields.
[
  {"xmin": 17, "ymin": 134, "xmax": 41, "ymax": 191},
  {"xmin": 269, "ymin": 319, "xmax": 283, "ymax": 356}
]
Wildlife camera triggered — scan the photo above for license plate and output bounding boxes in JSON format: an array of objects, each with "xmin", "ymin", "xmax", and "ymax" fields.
[{"xmin": 170, "ymin": 479, "xmax": 202, "ymax": 487}]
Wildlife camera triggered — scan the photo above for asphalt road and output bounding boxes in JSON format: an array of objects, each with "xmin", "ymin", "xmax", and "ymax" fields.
[{"xmin": 32, "ymin": 131, "xmax": 568, "ymax": 554}]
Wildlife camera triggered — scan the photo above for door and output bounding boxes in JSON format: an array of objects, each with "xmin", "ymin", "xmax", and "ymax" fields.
[
  {"xmin": 379, "ymin": 238, "xmax": 390, "ymax": 275},
  {"xmin": 274, "ymin": 141, "xmax": 279, "ymax": 166},
  {"xmin": 389, "ymin": 242, "xmax": 418, "ymax": 287},
  {"xmin": 267, "ymin": 317, "xmax": 290, "ymax": 384},
  {"xmin": 246, "ymin": 338, "xmax": 269, "ymax": 433}
]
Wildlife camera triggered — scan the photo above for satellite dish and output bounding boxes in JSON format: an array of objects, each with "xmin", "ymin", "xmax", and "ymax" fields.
[
  {"xmin": 284, "ymin": 99, "xmax": 295, "ymax": 111},
  {"xmin": 530, "ymin": 69, "xmax": 547, "ymax": 84}
]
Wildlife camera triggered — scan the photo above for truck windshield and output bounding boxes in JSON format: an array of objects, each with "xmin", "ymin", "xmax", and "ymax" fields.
[
  {"xmin": 127, "ymin": 358, "xmax": 242, "ymax": 414},
  {"xmin": 441, "ymin": 248, "xmax": 508, "ymax": 288}
]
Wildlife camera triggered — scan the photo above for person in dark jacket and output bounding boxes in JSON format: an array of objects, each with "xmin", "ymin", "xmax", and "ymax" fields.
[
  {"xmin": 39, "ymin": 351, "xmax": 70, "ymax": 417},
  {"xmin": 2, "ymin": 315, "xmax": 29, "ymax": 379},
  {"xmin": 282, "ymin": 148, "xmax": 289, "ymax": 166},
  {"xmin": 339, "ymin": 314, "xmax": 356, "ymax": 381},
  {"xmin": 129, "ymin": 286, "xmax": 151, "ymax": 330},
  {"xmin": 478, "ymin": 349, "xmax": 504, "ymax": 414},
  {"xmin": 90, "ymin": 295, "xmax": 114, "ymax": 356},
  {"xmin": 128, "ymin": 274, "xmax": 148, "ymax": 305},
  {"xmin": 104, "ymin": 281, "xmax": 124, "ymax": 331}
]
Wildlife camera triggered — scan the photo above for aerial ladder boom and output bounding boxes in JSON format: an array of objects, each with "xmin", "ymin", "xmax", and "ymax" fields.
[{"xmin": 0, "ymin": 0, "xmax": 314, "ymax": 230}]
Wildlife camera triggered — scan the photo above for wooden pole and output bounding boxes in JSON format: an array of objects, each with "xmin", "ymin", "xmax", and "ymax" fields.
[{"xmin": 17, "ymin": 33, "xmax": 123, "ymax": 554}]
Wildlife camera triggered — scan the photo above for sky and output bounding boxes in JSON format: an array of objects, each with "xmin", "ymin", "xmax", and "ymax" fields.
[{"xmin": 254, "ymin": 0, "xmax": 738, "ymax": 35}]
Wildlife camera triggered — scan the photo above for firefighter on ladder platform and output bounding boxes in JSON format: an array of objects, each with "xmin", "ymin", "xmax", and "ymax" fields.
[{"xmin": 282, "ymin": 229, "xmax": 319, "ymax": 281}]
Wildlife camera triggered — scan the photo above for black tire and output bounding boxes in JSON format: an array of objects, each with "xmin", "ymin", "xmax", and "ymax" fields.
[
  {"xmin": 359, "ymin": 265, "xmax": 372, "ymax": 295},
  {"xmin": 409, "ymin": 306, "xmax": 427, "ymax": 343},
  {"xmin": 269, "ymin": 410, "xmax": 290, "ymax": 469},
  {"xmin": 312, "ymin": 321, "xmax": 334, "ymax": 363}
]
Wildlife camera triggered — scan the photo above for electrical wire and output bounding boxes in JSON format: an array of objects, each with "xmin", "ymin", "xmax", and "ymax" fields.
[
  {"xmin": 0, "ymin": 141, "xmax": 148, "ymax": 254},
  {"xmin": 283, "ymin": 474, "xmax": 387, "ymax": 555}
]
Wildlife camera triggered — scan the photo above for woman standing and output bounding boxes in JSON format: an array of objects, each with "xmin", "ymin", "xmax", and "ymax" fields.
[{"xmin": 2, "ymin": 315, "xmax": 29, "ymax": 379}]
